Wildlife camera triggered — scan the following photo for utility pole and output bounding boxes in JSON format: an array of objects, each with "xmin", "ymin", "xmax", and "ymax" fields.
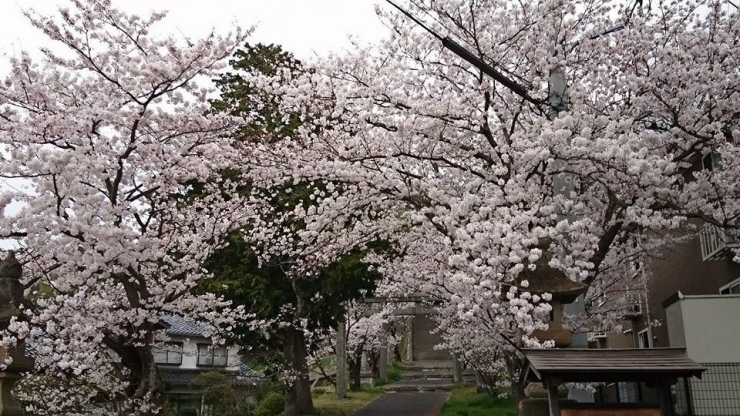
[{"xmin": 545, "ymin": 2, "xmax": 588, "ymax": 347}]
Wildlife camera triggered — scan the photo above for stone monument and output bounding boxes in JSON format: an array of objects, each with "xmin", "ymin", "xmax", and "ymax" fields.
[
  {"xmin": 0, "ymin": 253, "xmax": 34, "ymax": 416},
  {"xmin": 513, "ymin": 240, "xmax": 587, "ymax": 416}
]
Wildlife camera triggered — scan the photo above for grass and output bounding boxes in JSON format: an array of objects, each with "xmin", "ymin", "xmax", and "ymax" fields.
[
  {"xmin": 388, "ymin": 361, "xmax": 403, "ymax": 382},
  {"xmin": 310, "ymin": 386, "xmax": 383, "ymax": 416},
  {"xmin": 374, "ymin": 361, "xmax": 403, "ymax": 386},
  {"xmin": 441, "ymin": 386, "xmax": 518, "ymax": 416}
]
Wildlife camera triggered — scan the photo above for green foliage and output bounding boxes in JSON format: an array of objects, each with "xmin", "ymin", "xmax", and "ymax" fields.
[
  {"xmin": 188, "ymin": 371, "xmax": 247, "ymax": 416},
  {"xmin": 310, "ymin": 387, "xmax": 383, "ymax": 416},
  {"xmin": 211, "ymin": 43, "xmax": 303, "ymax": 143},
  {"xmin": 388, "ymin": 361, "xmax": 403, "ymax": 383},
  {"xmin": 441, "ymin": 386, "xmax": 517, "ymax": 416},
  {"xmin": 253, "ymin": 392, "xmax": 285, "ymax": 416},
  {"xmin": 374, "ymin": 361, "xmax": 403, "ymax": 387},
  {"xmin": 175, "ymin": 409, "xmax": 198, "ymax": 416}
]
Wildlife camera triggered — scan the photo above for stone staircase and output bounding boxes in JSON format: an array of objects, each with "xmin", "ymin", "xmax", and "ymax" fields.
[{"xmin": 382, "ymin": 360, "xmax": 476, "ymax": 392}]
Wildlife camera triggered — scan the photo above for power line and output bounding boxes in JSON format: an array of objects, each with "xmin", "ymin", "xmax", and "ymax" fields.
[
  {"xmin": 406, "ymin": 0, "xmax": 534, "ymax": 87},
  {"xmin": 384, "ymin": 0, "xmax": 544, "ymax": 107}
]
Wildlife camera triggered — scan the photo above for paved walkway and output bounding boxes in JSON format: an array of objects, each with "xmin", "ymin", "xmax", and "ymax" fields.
[{"xmin": 354, "ymin": 392, "xmax": 449, "ymax": 416}]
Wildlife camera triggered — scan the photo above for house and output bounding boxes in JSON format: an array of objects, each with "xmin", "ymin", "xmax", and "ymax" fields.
[
  {"xmin": 158, "ymin": 315, "xmax": 262, "ymax": 414},
  {"xmin": 585, "ymin": 218, "xmax": 740, "ymax": 414}
]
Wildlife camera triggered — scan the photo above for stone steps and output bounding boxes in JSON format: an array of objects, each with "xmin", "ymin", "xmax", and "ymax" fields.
[
  {"xmin": 380, "ymin": 360, "xmax": 476, "ymax": 392},
  {"xmin": 382, "ymin": 379, "xmax": 459, "ymax": 392}
]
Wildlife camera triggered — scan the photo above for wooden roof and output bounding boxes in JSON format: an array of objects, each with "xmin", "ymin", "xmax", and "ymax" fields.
[{"xmin": 522, "ymin": 348, "xmax": 705, "ymax": 383}]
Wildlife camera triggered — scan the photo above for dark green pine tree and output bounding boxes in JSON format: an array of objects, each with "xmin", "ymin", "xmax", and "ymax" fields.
[{"xmin": 203, "ymin": 43, "xmax": 388, "ymax": 416}]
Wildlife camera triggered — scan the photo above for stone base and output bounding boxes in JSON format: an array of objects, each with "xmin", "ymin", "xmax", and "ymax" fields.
[
  {"xmin": 519, "ymin": 397, "xmax": 578, "ymax": 416},
  {"xmin": 530, "ymin": 329, "xmax": 573, "ymax": 348},
  {"xmin": 0, "ymin": 348, "xmax": 34, "ymax": 373},
  {"xmin": 0, "ymin": 373, "xmax": 25, "ymax": 416},
  {"xmin": 519, "ymin": 397, "xmax": 550, "ymax": 416}
]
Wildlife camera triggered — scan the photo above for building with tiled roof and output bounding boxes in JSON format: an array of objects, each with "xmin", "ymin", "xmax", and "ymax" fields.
[{"xmin": 158, "ymin": 316, "xmax": 262, "ymax": 414}]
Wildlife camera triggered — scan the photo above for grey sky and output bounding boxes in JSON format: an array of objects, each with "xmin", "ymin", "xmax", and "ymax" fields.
[
  {"xmin": 0, "ymin": 0, "xmax": 389, "ymax": 69},
  {"xmin": 0, "ymin": 0, "xmax": 390, "ymax": 249}
]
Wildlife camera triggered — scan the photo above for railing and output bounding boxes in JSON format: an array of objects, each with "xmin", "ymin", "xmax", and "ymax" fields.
[
  {"xmin": 675, "ymin": 363, "xmax": 740, "ymax": 416},
  {"xmin": 699, "ymin": 225, "xmax": 738, "ymax": 261}
]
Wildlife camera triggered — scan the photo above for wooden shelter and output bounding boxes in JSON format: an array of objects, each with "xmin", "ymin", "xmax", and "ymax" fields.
[{"xmin": 520, "ymin": 348, "xmax": 705, "ymax": 416}]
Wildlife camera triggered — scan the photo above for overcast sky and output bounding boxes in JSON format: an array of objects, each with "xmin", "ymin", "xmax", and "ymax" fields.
[
  {"xmin": 0, "ymin": 0, "xmax": 391, "ymax": 248},
  {"xmin": 0, "ymin": 0, "xmax": 390, "ymax": 71}
]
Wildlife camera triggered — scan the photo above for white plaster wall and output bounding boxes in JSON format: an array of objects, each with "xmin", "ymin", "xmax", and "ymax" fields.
[{"xmin": 167, "ymin": 335, "xmax": 241, "ymax": 370}]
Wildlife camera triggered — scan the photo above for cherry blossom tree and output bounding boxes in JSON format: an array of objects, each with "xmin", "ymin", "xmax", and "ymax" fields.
[
  {"xmin": 236, "ymin": 0, "xmax": 740, "ymax": 396},
  {"xmin": 0, "ymin": 1, "xmax": 249, "ymax": 414}
]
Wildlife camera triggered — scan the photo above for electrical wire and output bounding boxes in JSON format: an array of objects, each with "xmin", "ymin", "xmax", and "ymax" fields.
[
  {"xmin": 384, "ymin": 0, "xmax": 543, "ymax": 106},
  {"xmin": 406, "ymin": 0, "xmax": 533, "ymax": 86}
]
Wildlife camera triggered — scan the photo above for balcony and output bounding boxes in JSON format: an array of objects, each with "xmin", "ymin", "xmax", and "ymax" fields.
[
  {"xmin": 623, "ymin": 301, "xmax": 643, "ymax": 318},
  {"xmin": 699, "ymin": 224, "xmax": 739, "ymax": 261}
]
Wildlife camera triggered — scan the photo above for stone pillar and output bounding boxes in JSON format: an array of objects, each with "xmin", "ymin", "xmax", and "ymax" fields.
[
  {"xmin": 404, "ymin": 318, "xmax": 413, "ymax": 363},
  {"xmin": 336, "ymin": 320, "xmax": 346, "ymax": 399},
  {"xmin": 378, "ymin": 325, "xmax": 388, "ymax": 383},
  {"xmin": 360, "ymin": 351, "xmax": 368, "ymax": 372},
  {"xmin": 0, "ymin": 253, "xmax": 34, "ymax": 416},
  {"xmin": 453, "ymin": 354, "xmax": 463, "ymax": 383}
]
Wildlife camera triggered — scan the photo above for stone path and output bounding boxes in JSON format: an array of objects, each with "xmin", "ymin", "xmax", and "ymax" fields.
[{"xmin": 354, "ymin": 392, "xmax": 449, "ymax": 416}]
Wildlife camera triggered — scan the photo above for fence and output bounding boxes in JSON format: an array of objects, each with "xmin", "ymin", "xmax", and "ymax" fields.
[{"xmin": 675, "ymin": 363, "xmax": 740, "ymax": 416}]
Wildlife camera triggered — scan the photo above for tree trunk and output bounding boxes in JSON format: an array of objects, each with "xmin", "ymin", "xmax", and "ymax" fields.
[
  {"xmin": 348, "ymin": 349, "xmax": 363, "ymax": 391},
  {"xmin": 104, "ymin": 336, "xmax": 163, "ymax": 416},
  {"xmin": 283, "ymin": 327, "xmax": 314, "ymax": 416}
]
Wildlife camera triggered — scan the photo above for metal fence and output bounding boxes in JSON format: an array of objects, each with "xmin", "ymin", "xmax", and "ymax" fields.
[{"xmin": 675, "ymin": 363, "xmax": 740, "ymax": 416}]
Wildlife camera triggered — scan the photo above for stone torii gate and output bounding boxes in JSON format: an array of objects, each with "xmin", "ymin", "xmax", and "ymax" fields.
[{"xmin": 0, "ymin": 253, "xmax": 34, "ymax": 416}]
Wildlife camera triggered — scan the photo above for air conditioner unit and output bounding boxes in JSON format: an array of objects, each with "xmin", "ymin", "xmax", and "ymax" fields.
[{"xmin": 627, "ymin": 302, "xmax": 642, "ymax": 317}]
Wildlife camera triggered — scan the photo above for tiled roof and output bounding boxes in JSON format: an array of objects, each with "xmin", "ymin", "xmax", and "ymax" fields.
[
  {"xmin": 160, "ymin": 365, "xmax": 262, "ymax": 387},
  {"xmin": 162, "ymin": 315, "xmax": 214, "ymax": 337},
  {"xmin": 522, "ymin": 348, "xmax": 705, "ymax": 383}
]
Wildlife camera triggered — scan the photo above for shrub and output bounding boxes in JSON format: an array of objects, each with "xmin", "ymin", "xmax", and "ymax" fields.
[
  {"xmin": 176, "ymin": 409, "xmax": 198, "ymax": 416},
  {"xmin": 254, "ymin": 392, "xmax": 285, "ymax": 416}
]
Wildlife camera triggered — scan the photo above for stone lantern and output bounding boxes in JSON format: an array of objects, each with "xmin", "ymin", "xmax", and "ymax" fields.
[
  {"xmin": 518, "ymin": 249, "xmax": 587, "ymax": 348},
  {"xmin": 0, "ymin": 253, "xmax": 34, "ymax": 416},
  {"xmin": 514, "ymin": 242, "xmax": 588, "ymax": 416}
]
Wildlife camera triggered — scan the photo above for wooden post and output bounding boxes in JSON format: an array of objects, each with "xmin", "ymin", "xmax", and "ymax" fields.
[
  {"xmin": 546, "ymin": 379, "xmax": 561, "ymax": 416},
  {"xmin": 336, "ymin": 319, "xmax": 347, "ymax": 399},
  {"xmin": 683, "ymin": 377, "xmax": 695, "ymax": 416},
  {"xmin": 657, "ymin": 381, "xmax": 674, "ymax": 416}
]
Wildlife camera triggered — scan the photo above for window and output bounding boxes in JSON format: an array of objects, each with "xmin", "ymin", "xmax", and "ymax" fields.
[
  {"xmin": 719, "ymin": 278, "xmax": 740, "ymax": 295},
  {"xmin": 628, "ymin": 234, "xmax": 643, "ymax": 274},
  {"xmin": 702, "ymin": 151, "xmax": 722, "ymax": 171},
  {"xmin": 153, "ymin": 343, "xmax": 183, "ymax": 365},
  {"xmin": 617, "ymin": 382, "xmax": 638, "ymax": 403},
  {"xmin": 197, "ymin": 344, "xmax": 228, "ymax": 367},
  {"xmin": 637, "ymin": 328, "xmax": 651, "ymax": 348}
]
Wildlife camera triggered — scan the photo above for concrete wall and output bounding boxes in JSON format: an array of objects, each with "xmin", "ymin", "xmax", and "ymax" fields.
[
  {"xmin": 411, "ymin": 314, "xmax": 450, "ymax": 361},
  {"xmin": 665, "ymin": 294, "xmax": 740, "ymax": 363},
  {"xmin": 665, "ymin": 295, "xmax": 740, "ymax": 416}
]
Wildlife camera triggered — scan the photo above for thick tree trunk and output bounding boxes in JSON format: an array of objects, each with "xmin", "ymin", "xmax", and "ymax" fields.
[
  {"xmin": 348, "ymin": 351, "xmax": 362, "ymax": 391},
  {"xmin": 283, "ymin": 327, "xmax": 314, "ymax": 416},
  {"xmin": 103, "ymin": 336, "xmax": 163, "ymax": 415}
]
